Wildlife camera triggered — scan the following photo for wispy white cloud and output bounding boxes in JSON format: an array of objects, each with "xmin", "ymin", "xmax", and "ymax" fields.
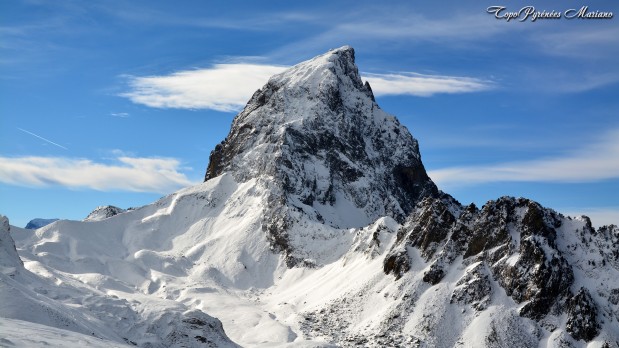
[
  {"xmin": 429, "ymin": 128, "xmax": 619, "ymax": 189},
  {"xmin": 505, "ymin": 27, "xmax": 619, "ymax": 94},
  {"xmin": 110, "ymin": 112, "xmax": 129, "ymax": 118},
  {"xmin": 335, "ymin": 13, "xmax": 509, "ymax": 41},
  {"xmin": 365, "ymin": 72, "xmax": 493, "ymax": 97},
  {"xmin": 530, "ymin": 70, "xmax": 619, "ymax": 94},
  {"xmin": 266, "ymin": 9, "xmax": 516, "ymax": 61},
  {"xmin": 95, "ymin": 3, "xmax": 320, "ymax": 32},
  {"xmin": 535, "ymin": 27, "xmax": 619, "ymax": 59},
  {"xmin": 121, "ymin": 64, "xmax": 287, "ymax": 112},
  {"xmin": 17, "ymin": 127, "xmax": 68, "ymax": 150},
  {"xmin": 121, "ymin": 64, "xmax": 492, "ymax": 111},
  {"xmin": 0, "ymin": 155, "xmax": 194, "ymax": 193}
]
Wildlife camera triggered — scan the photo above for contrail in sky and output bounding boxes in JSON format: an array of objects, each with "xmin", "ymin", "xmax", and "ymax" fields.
[{"xmin": 17, "ymin": 127, "xmax": 68, "ymax": 150}]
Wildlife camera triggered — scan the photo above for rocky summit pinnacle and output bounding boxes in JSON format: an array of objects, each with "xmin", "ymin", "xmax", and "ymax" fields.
[{"xmin": 205, "ymin": 46, "xmax": 439, "ymax": 229}]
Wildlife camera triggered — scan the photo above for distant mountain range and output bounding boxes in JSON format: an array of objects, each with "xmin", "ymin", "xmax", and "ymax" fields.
[{"xmin": 24, "ymin": 218, "xmax": 58, "ymax": 230}]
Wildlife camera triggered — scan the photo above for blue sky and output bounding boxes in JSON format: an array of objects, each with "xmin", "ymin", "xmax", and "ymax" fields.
[{"xmin": 1, "ymin": 0, "xmax": 618, "ymax": 228}]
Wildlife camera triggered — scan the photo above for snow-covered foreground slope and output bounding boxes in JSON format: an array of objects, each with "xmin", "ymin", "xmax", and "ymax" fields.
[
  {"xmin": 2, "ymin": 47, "xmax": 619, "ymax": 347},
  {"xmin": 0, "ymin": 318, "xmax": 130, "ymax": 348},
  {"xmin": 6, "ymin": 190, "xmax": 619, "ymax": 347},
  {"xmin": 2, "ymin": 210, "xmax": 239, "ymax": 347},
  {"xmin": 5, "ymin": 171, "xmax": 401, "ymax": 346}
]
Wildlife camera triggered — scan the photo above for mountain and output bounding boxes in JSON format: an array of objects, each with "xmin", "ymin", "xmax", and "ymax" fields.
[
  {"xmin": 205, "ymin": 46, "xmax": 442, "ymax": 266},
  {"xmin": 24, "ymin": 218, "xmax": 59, "ymax": 230},
  {"xmin": 84, "ymin": 205, "xmax": 127, "ymax": 222},
  {"xmin": 2, "ymin": 46, "xmax": 618, "ymax": 347}
]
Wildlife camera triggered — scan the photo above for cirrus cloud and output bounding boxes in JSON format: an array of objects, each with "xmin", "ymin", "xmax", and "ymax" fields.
[
  {"xmin": 429, "ymin": 128, "xmax": 619, "ymax": 189},
  {"xmin": 121, "ymin": 64, "xmax": 287, "ymax": 112},
  {"xmin": 0, "ymin": 155, "xmax": 195, "ymax": 193},
  {"xmin": 121, "ymin": 63, "xmax": 493, "ymax": 111},
  {"xmin": 364, "ymin": 72, "xmax": 493, "ymax": 97}
]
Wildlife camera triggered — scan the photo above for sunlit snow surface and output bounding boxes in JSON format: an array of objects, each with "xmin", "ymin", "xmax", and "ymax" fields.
[
  {"xmin": 0, "ymin": 318, "xmax": 130, "ymax": 347},
  {"xmin": 3, "ymin": 173, "xmax": 618, "ymax": 347},
  {"xmin": 3, "ymin": 174, "xmax": 370, "ymax": 347}
]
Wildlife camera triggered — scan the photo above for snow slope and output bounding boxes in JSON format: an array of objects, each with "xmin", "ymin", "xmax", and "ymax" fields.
[
  {"xmin": 0, "ymin": 318, "xmax": 130, "ymax": 348},
  {"xmin": 2, "ymin": 47, "xmax": 619, "ymax": 347}
]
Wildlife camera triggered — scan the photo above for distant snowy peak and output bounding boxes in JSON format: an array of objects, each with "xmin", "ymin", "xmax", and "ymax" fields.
[
  {"xmin": 24, "ymin": 218, "xmax": 59, "ymax": 230},
  {"xmin": 84, "ymin": 205, "xmax": 126, "ymax": 222}
]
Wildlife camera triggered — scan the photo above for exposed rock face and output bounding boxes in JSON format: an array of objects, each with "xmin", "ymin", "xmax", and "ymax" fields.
[
  {"xmin": 204, "ymin": 46, "xmax": 438, "ymax": 265},
  {"xmin": 382, "ymin": 196, "xmax": 616, "ymax": 343},
  {"xmin": 451, "ymin": 262, "xmax": 492, "ymax": 311},
  {"xmin": 566, "ymin": 288, "xmax": 600, "ymax": 341}
]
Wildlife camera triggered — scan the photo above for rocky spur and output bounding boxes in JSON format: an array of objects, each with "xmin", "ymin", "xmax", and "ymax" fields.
[{"xmin": 487, "ymin": 5, "xmax": 613, "ymax": 22}]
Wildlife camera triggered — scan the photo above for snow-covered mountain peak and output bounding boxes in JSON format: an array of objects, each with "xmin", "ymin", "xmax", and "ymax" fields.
[
  {"xmin": 205, "ymin": 46, "xmax": 440, "ymax": 265},
  {"xmin": 264, "ymin": 45, "xmax": 370, "ymax": 104},
  {"xmin": 205, "ymin": 46, "xmax": 404, "ymax": 182}
]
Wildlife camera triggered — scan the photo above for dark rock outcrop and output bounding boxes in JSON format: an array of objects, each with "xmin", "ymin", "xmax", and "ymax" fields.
[
  {"xmin": 451, "ymin": 263, "xmax": 492, "ymax": 311},
  {"xmin": 566, "ymin": 288, "xmax": 600, "ymax": 341},
  {"xmin": 384, "ymin": 196, "xmax": 608, "ymax": 342}
]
